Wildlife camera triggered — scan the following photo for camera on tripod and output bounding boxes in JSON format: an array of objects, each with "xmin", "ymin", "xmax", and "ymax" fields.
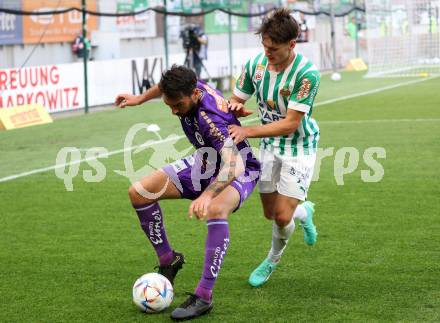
[{"xmin": 180, "ymin": 24, "xmax": 201, "ymax": 51}]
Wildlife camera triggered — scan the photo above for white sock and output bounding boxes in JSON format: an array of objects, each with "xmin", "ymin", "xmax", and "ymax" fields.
[
  {"xmin": 293, "ymin": 204, "xmax": 307, "ymax": 222},
  {"xmin": 267, "ymin": 218, "xmax": 295, "ymax": 264}
]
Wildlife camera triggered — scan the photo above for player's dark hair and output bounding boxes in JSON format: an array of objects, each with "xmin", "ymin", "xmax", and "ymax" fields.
[
  {"xmin": 159, "ymin": 65, "xmax": 197, "ymax": 99},
  {"xmin": 256, "ymin": 8, "xmax": 299, "ymax": 44}
]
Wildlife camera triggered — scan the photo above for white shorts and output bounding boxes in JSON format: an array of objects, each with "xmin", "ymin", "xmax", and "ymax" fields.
[{"xmin": 258, "ymin": 146, "xmax": 316, "ymax": 201}]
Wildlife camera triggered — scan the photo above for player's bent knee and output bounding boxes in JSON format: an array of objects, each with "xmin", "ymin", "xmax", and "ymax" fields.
[
  {"xmin": 274, "ymin": 213, "xmax": 292, "ymax": 227},
  {"xmin": 207, "ymin": 203, "xmax": 229, "ymax": 219},
  {"xmin": 128, "ymin": 185, "xmax": 138, "ymax": 203},
  {"xmin": 128, "ymin": 183, "xmax": 156, "ymax": 206},
  {"xmin": 263, "ymin": 209, "xmax": 275, "ymax": 220}
]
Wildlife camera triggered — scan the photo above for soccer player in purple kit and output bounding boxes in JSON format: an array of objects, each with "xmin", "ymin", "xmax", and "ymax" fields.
[{"xmin": 115, "ymin": 65, "xmax": 260, "ymax": 321}]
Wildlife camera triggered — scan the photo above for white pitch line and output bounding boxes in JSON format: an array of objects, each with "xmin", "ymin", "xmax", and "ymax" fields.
[
  {"xmin": 236, "ymin": 76, "xmax": 440, "ymax": 125},
  {"xmin": 0, "ymin": 118, "xmax": 261, "ymax": 183},
  {"xmin": 314, "ymin": 76, "xmax": 439, "ymax": 107},
  {"xmin": 0, "ymin": 135, "xmax": 183, "ymax": 183},
  {"xmin": 319, "ymin": 118, "xmax": 440, "ymax": 124},
  {"xmin": 1, "ymin": 76, "xmax": 438, "ymax": 184}
]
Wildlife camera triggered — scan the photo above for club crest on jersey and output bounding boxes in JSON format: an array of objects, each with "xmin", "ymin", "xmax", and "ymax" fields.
[
  {"xmin": 296, "ymin": 78, "xmax": 312, "ymax": 100},
  {"xmin": 280, "ymin": 87, "xmax": 291, "ymax": 97},
  {"xmin": 254, "ymin": 64, "xmax": 265, "ymax": 81}
]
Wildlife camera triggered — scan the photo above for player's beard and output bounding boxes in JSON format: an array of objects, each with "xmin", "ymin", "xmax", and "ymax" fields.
[
  {"xmin": 178, "ymin": 101, "xmax": 197, "ymax": 117},
  {"xmin": 187, "ymin": 101, "xmax": 198, "ymax": 116}
]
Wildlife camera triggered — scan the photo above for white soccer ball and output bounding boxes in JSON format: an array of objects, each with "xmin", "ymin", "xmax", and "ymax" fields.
[
  {"xmin": 331, "ymin": 72, "xmax": 342, "ymax": 81},
  {"xmin": 132, "ymin": 273, "xmax": 174, "ymax": 313}
]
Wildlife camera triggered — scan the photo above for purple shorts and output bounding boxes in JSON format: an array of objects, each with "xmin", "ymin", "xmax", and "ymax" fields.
[{"xmin": 162, "ymin": 155, "xmax": 259, "ymax": 211}]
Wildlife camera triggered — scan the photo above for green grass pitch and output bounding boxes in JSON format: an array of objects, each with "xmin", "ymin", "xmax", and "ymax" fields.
[{"xmin": 0, "ymin": 72, "xmax": 439, "ymax": 322}]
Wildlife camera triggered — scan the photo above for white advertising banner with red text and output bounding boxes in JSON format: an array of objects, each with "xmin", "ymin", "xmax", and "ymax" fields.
[
  {"xmin": 0, "ymin": 63, "xmax": 85, "ymax": 113},
  {"xmin": 0, "ymin": 58, "xmax": 164, "ymax": 113}
]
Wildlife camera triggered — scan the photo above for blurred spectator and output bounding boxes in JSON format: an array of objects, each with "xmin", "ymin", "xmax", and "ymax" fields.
[
  {"xmin": 345, "ymin": 16, "xmax": 357, "ymax": 40},
  {"xmin": 181, "ymin": 25, "xmax": 208, "ymax": 78},
  {"xmin": 72, "ymin": 34, "xmax": 91, "ymax": 61}
]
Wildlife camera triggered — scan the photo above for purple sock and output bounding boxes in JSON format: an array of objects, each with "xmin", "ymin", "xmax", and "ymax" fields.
[
  {"xmin": 195, "ymin": 219, "xmax": 230, "ymax": 302},
  {"xmin": 133, "ymin": 202, "xmax": 173, "ymax": 266}
]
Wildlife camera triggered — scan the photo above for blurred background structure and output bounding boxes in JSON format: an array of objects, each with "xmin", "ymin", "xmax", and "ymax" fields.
[
  {"xmin": 0, "ymin": 0, "xmax": 439, "ymax": 114},
  {"xmin": 365, "ymin": 0, "xmax": 440, "ymax": 77}
]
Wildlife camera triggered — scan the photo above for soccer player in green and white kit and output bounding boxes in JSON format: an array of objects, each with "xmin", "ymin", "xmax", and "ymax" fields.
[{"xmin": 228, "ymin": 8, "xmax": 319, "ymax": 287}]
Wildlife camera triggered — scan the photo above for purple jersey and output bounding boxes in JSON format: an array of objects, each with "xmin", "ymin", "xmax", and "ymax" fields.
[
  {"xmin": 179, "ymin": 80, "xmax": 260, "ymax": 175},
  {"xmin": 162, "ymin": 81, "xmax": 260, "ymax": 204}
]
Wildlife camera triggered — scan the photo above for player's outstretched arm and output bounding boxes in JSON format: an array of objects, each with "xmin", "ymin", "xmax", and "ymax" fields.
[
  {"xmin": 115, "ymin": 84, "xmax": 162, "ymax": 108},
  {"xmin": 189, "ymin": 139, "xmax": 245, "ymax": 220}
]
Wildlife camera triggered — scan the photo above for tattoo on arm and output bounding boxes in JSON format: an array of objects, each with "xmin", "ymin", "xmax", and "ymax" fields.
[
  {"xmin": 207, "ymin": 182, "xmax": 226, "ymax": 194},
  {"xmin": 205, "ymin": 141, "xmax": 240, "ymax": 197},
  {"xmin": 207, "ymin": 162, "xmax": 236, "ymax": 194}
]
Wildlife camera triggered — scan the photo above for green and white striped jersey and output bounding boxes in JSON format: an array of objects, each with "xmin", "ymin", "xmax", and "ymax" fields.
[{"xmin": 234, "ymin": 52, "xmax": 320, "ymax": 156}]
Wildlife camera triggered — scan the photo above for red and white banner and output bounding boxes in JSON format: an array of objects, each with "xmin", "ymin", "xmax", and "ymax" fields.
[{"xmin": 0, "ymin": 64, "xmax": 83, "ymax": 112}]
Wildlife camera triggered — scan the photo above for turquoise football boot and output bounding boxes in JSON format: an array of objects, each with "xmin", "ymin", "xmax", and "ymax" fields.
[
  {"xmin": 248, "ymin": 258, "xmax": 277, "ymax": 287},
  {"xmin": 301, "ymin": 201, "xmax": 317, "ymax": 246}
]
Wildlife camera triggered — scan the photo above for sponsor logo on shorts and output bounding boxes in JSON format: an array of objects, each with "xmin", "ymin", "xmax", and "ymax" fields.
[
  {"xmin": 288, "ymin": 166, "xmax": 311, "ymax": 195},
  {"xmin": 171, "ymin": 159, "xmax": 188, "ymax": 173}
]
